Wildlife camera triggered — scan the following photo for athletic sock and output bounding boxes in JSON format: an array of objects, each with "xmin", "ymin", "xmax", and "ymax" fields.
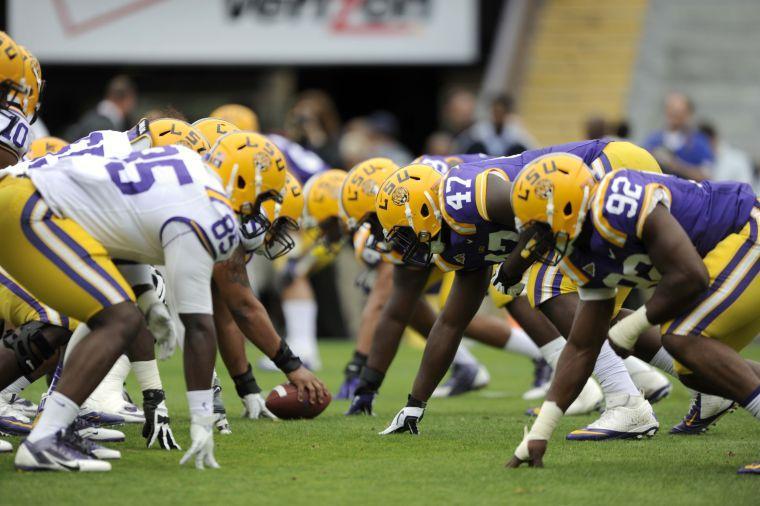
[
  {"xmin": 2, "ymin": 376, "xmax": 31, "ymax": 396},
  {"xmin": 27, "ymin": 391, "xmax": 78, "ymax": 443},
  {"xmin": 649, "ymin": 347, "xmax": 677, "ymax": 377},
  {"xmin": 283, "ymin": 299, "xmax": 319, "ymax": 362},
  {"xmin": 740, "ymin": 385, "xmax": 760, "ymax": 419},
  {"xmin": 503, "ymin": 326, "xmax": 542, "ymax": 360},
  {"xmin": 132, "ymin": 360, "xmax": 163, "ymax": 391},
  {"xmin": 539, "ymin": 336, "xmax": 566, "ymax": 370},
  {"xmin": 452, "ymin": 344, "xmax": 480, "ymax": 368},
  {"xmin": 594, "ymin": 341, "xmax": 640, "ymax": 397}
]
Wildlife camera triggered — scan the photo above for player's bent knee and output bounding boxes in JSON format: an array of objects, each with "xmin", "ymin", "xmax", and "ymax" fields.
[{"xmin": 88, "ymin": 301, "xmax": 144, "ymax": 346}]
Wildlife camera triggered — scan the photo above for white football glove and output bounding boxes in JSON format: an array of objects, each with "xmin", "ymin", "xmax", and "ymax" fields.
[
  {"xmin": 241, "ymin": 393, "xmax": 278, "ymax": 420},
  {"xmin": 143, "ymin": 391, "xmax": 180, "ymax": 451},
  {"xmin": 379, "ymin": 406, "xmax": 425, "ymax": 435},
  {"xmin": 179, "ymin": 415, "xmax": 220, "ymax": 470},
  {"xmin": 137, "ymin": 290, "xmax": 177, "ymax": 361}
]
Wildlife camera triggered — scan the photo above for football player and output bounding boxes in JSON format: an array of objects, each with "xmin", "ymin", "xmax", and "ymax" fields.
[
  {"xmin": 340, "ymin": 156, "xmax": 557, "ymax": 411},
  {"xmin": 0, "ymin": 141, "xmax": 235, "ymax": 471},
  {"xmin": 505, "ymin": 153, "xmax": 760, "ymax": 475},
  {"xmin": 376, "ymin": 140, "xmax": 673, "ymax": 439},
  {"xmin": 210, "ymin": 104, "xmax": 259, "ymax": 132}
]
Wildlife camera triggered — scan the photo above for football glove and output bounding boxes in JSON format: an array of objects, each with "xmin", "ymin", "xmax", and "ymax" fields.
[
  {"xmin": 142, "ymin": 389, "xmax": 180, "ymax": 450},
  {"xmin": 179, "ymin": 414, "xmax": 220, "ymax": 470},
  {"xmin": 137, "ymin": 290, "xmax": 177, "ymax": 361},
  {"xmin": 345, "ymin": 392, "xmax": 376, "ymax": 416},
  {"xmin": 491, "ymin": 263, "xmax": 525, "ymax": 296},
  {"xmin": 379, "ymin": 406, "xmax": 425, "ymax": 435},
  {"xmin": 241, "ymin": 393, "xmax": 278, "ymax": 420}
]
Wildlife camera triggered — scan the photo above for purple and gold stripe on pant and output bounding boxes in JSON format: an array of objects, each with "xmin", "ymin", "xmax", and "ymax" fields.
[
  {"xmin": 20, "ymin": 192, "xmax": 131, "ymax": 309},
  {"xmin": 669, "ymin": 209, "xmax": 760, "ymax": 336}
]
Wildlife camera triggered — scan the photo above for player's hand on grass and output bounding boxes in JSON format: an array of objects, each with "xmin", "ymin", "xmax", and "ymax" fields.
[
  {"xmin": 506, "ymin": 427, "xmax": 547, "ymax": 468},
  {"xmin": 286, "ymin": 366, "xmax": 328, "ymax": 405},
  {"xmin": 379, "ymin": 406, "xmax": 424, "ymax": 435},
  {"xmin": 242, "ymin": 393, "xmax": 278, "ymax": 420},
  {"xmin": 180, "ymin": 415, "xmax": 220, "ymax": 470},
  {"xmin": 345, "ymin": 391, "xmax": 376, "ymax": 416},
  {"xmin": 143, "ymin": 389, "xmax": 181, "ymax": 450}
]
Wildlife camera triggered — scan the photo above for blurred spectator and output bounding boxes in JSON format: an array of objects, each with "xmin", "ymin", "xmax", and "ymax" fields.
[
  {"xmin": 286, "ymin": 90, "xmax": 342, "ymax": 167},
  {"xmin": 614, "ymin": 119, "xmax": 631, "ymax": 140},
  {"xmin": 424, "ymin": 131, "xmax": 454, "ymax": 156},
  {"xmin": 585, "ymin": 116, "xmax": 607, "ymax": 140},
  {"xmin": 698, "ymin": 122, "xmax": 754, "ymax": 185},
  {"xmin": 339, "ymin": 118, "xmax": 374, "ymax": 169},
  {"xmin": 365, "ymin": 111, "xmax": 412, "ymax": 165},
  {"xmin": 441, "ymin": 88, "xmax": 476, "ymax": 135},
  {"xmin": 642, "ymin": 92, "xmax": 713, "ymax": 181},
  {"xmin": 454, "ymin": 94, "xmax": 536, "ymax": 156},
  {"xmin": 64, "ymin": 75, "xmax": 137, "ymax": 141}
]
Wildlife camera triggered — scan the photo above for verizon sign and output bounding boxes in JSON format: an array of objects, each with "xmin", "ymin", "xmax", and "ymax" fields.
[{"xmin": 8, "ymin": 0, "xmax": 478, "ymax": 64}]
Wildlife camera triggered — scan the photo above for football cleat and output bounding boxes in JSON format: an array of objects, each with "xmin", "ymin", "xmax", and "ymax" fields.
[
  {"xmin": 80, "ymin": 397, "xmax": 144, "ymax": 425},
  {"xmin": 432, "ymin": 363, "xmax": 490, "ymax": 398},
  {"xmin": 73, "ymin": 416, "xmax": 126, "ymax": 443},
  {"xmin": 737, "ymin": 461, "xmax": 760, "ymax": 475},
  {"xmin": 566, "ymin": 393, "xmax": 659, "ymax": 441},
  {"xmin": 670, "ymin": 393, "xmax": 736, "ymax": 435},
  {"xmin": 625, "ymin": 361, "xmax": 672, "ymax": 404},
  {"xmin": 212, "ymin": 378, "xmax": 232, "ymax": 435},
  {"xmin": 62, "ymin": 428, "xmax": 121, "ymax": 460},
  {"xmin": 379, "ymin": 406, "xmax": 425, "ymax": 435},
  {"xmin": 0, "ymin": 404, "xmax": 32, "ymax": 436},
  {"xmin": 14, "ymin": 431, "xmax": 112, "ymax": 472},
  {"xmin": 345, "ymin": 392, "xmax": 376, "ymax": 416},
  {"xmin": 0, "ymin": 439, "xmax": 11, "ymax": 452},
  {"xmin": 77, "ymin": 408, "xmax": 127, "ymax": 427},
  {"xmin": 522, "ymin": 359, "xmax": 552, "ymax": 400},
  {"xmin": 4, "ymin": 394, "xmax": 38, "ymax": 418},
  {"xmin": 526, "ymin": 377, "xmax": 604, "ymax": 417}
]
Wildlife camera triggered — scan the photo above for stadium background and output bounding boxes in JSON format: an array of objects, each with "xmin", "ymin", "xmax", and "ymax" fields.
[{"xmin": 5, "ymin": 0, "xmax": 760, "ymax": 337}]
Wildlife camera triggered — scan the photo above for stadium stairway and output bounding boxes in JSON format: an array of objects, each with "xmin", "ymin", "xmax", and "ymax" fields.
[{"xmin": 517, "ymin": 0, "xmax": 650, "ymax": 145}]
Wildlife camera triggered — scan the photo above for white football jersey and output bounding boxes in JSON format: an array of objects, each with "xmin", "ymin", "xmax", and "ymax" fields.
[
  {"xmin": 0, "ymin": 107, "xmax": 32, "ymax": 160},
  {"xmin": 28, "ymin": 145, "xmax": 239, "ymax": 265}
]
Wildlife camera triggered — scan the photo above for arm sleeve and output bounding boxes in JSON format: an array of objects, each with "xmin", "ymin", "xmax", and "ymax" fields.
[{"xmin": 162, "ymin": 222, "xmax": 215, "ymax": 315}]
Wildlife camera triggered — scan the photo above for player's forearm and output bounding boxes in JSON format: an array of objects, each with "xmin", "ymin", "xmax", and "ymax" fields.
[
  {"xmin": 180, "ymin": 314, "xmax": 217, "ymax": 391},
  {"xmin": 365, "ymin": 312, "xmax": 408, "ymax": 373},
  {"xmin": 645, "ymin": 272, "xmax": 708, "ymax": 324},
  {"xmin": 228, "ymin": 297, "xmax": 282, "ymax": 359}
]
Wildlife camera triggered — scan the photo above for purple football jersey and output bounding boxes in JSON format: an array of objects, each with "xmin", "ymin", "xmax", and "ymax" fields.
[
  {"xmin": 562, "ymin": 170, "xmax": 757, "ymax": 291},
  {"xmin": 269, "ymin": 134, "xmax": 329, "ymax": 184},
  {"xmin": 415, "ymin": 153, "xmax": 489, "ymax": 174}
]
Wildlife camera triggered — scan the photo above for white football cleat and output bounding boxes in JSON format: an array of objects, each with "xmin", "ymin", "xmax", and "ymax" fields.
[
  {"xmin": 432, "ymin": 364, "xmax": 490, "ymax": 398},
  {"xmin": 565, "ymin": 378, "xmax": 604, "ymax": 416},
  {"xmin": 0, "ymin": 439, "xmax": 11, "ymax": 452},
  {"xmin": 624, "ymin": 357, "xmax": 672, "ymax": 404},
  {"xmin": 567, "ymin": 393, "xmax": 659, "ymax": 440},
  {"xmin": 15, "ymin": 431, "xmax": 111, "ymax": 472},
  {"xmin": 1, "ymin": 393, "xmax": 38, "ymax": 418},
  {"xmin": 80, "ymin": 390, "xmax": 144, "ymax": 425}
]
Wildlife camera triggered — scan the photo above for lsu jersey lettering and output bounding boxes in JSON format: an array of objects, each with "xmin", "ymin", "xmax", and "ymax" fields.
[
  {"xmin": 561, "ymin": 170, "xmax": 756, "ymax": 293},
  {"xmin": 269, "ymin": 134, "xmax": 329, "ymax": 184},
  {"xmin": 26, "ymin": 130, "xmax": 135, "ymax": 169},
  {"xmin": 28, "ymin": 145, "xmax": 239, "ymax": 265},
  {"xmin": 414, "ymin": 153, "xmax": 489, "ymax": 175},
  {"xmin": 0, "ymin": 107, "xmax": 31, "ymax": 160}
]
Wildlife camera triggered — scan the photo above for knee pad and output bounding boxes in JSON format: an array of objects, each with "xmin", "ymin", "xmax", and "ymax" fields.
[{"xmin": 1, "ymin": 321, "xmax": 56, "ymax": 375}]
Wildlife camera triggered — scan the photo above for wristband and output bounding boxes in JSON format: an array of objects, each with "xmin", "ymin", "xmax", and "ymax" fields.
[
  {"xmin": 232, "ymin": 363, "xmax": 262, "ymax": 397},
  {"xmin": 527, "ymin": 401, "xmax": 563, "ymax": 441},
  {"xmin": 272, "ymin": 340, "xmax": 303, "ymax": 374},
  {"xmin": 608, "ymin": 305, "xmax": 652, "ymax": 351}
]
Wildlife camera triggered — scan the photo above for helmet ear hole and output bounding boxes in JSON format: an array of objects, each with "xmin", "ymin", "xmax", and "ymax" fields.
[
  {"xmin": 420, "ymin": 204, "xmax": 429, "ymax": 218},
  {"xmin": 237, "ymin": 175, "xmax": 246, "ymax": 189},
  {"xmin": 563, "ymin": 202, "xmax": 572, "ymax": 216}
]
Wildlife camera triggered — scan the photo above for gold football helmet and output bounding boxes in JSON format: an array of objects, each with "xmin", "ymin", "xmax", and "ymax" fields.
[
  {"xmin": 27, "ymin": 136, "xmax": 68, "ymax": 160},
  {"xmin": 18, "ymin": 45, "xmax": 42, "ymax": 122},
  {"xmin": 511, "ymin": 153, "xmax": 596, "ymax": 264},
  {"xmin": 207, "ymin": 131, "xmax": 287, "ymax": 218},
  {"xmin": 260, "ymin": 171, "xmax": 304, "ymax": 259},
  {"xmin": 303, "ymin": 169, "xmax": 347, "ymax": 228},
  {"xmin": 130, "ymin": 118, "xmax": 210, "ymax": 154},
  {"xmin": 210, "ymin": 104, "xmax": 260, "ymax": 132},
  {"xmin": 375, "ymin": 164, "xmax": 443, "ymax": 267},
  {"xmin": 192, "ymin": 117, "xmax": 240, "ymax": 147},
  {"xmin": 0, "ymin": 32, "xmax": 28, "ymax": 111},
  {"xmin": 339, "ymin": 157, "xmax": 398, "ymax": 232}
]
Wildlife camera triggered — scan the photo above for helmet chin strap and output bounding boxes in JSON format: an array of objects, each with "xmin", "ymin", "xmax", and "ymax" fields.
[
  {"xmin": 572, "ymin": 185, "xmax": 591, "ymax": 240},
  {"xmin": 225, "ymin": 163, "xmax": 239, "ymax": 196}
]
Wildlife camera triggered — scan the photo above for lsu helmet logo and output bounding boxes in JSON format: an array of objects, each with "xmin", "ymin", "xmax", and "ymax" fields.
[
  {"xmin": 254, "ymin": 151, "xmax": 272, "ymax": 173},
  {"xmin": 391, "ymin": 186, "xmax": 409, "ymax": 206},
  {"xmin": 535, "ymin": 179, "xmax": 553, "ymax": 200}
]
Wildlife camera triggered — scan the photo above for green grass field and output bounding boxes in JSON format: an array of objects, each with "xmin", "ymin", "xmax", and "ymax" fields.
[{"xmin": 2, "ymin": 341, "xmax": 759, "ymax": 505}]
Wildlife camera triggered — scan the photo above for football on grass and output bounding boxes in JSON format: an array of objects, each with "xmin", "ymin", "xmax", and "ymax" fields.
[{"xmin": 265, "ymin": 383, "xmax": 331, "ymax": 419}]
